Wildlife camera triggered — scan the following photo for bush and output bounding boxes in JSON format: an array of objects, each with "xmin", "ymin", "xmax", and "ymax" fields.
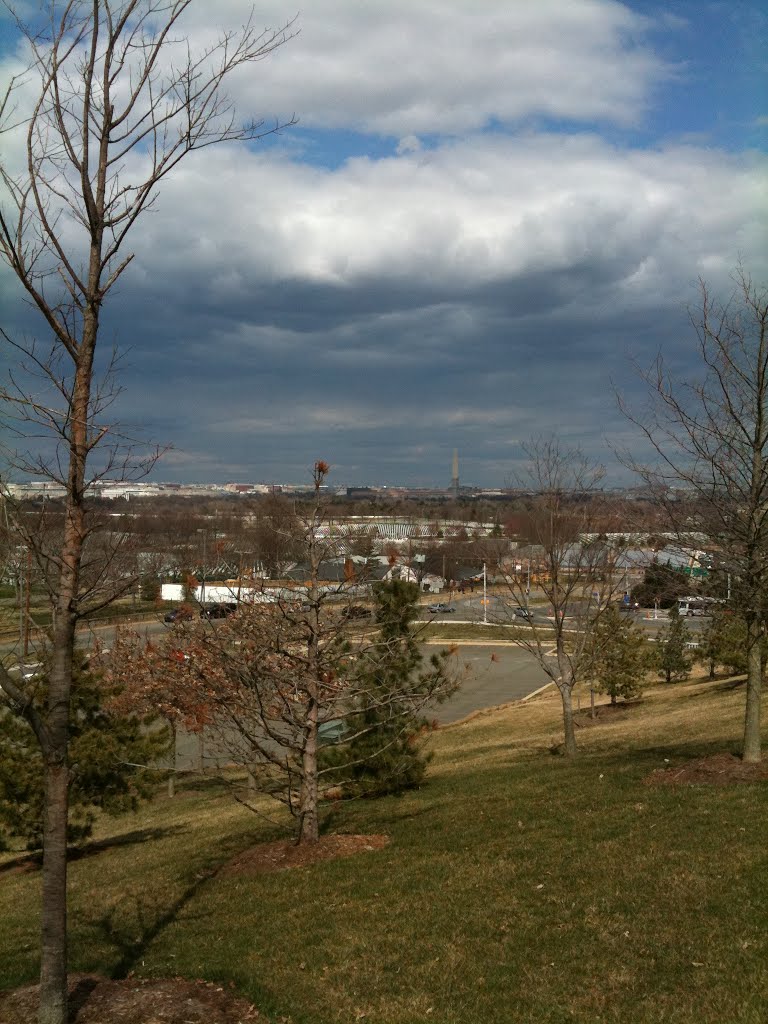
[{"xmin": 654, "ymin": 607, "xmax": 693, "ymax": 683}]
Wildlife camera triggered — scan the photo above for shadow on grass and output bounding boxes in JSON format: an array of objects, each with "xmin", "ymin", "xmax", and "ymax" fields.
[
  {"xmin": 709, "ymin": 676, "xmax": 747, "ymax": 693},
  {"xmin": 650, "ymin": 675, "xmax": 746, "ymax": 697},
  {"xmin": 322, "ymin": 797, "xmax": 440, "ymax": 836},
  {"xmin": 71, "ymin": 825, "xmax": 191, "ymax": 862},
  {"xmin": 0, "ymin": 825, "xmax": 188, "ymax": 876},
  {"xmin": 90, "ymin": 827, "xmax": 265, "ymax": 980},
  {"xmin": 600, "ymin": 737, "xmax": 743, "ymax": 769},
  {"xmin": 426, "ymin": 736, "xmax": 751, "ymax": 794},
  {"xmin": 95, "ymin": 877, "xmax": 216, "ymax": 980},
  {"xmin": 170, "ymin": 769, "xmax": 269, "ymax": 800}
]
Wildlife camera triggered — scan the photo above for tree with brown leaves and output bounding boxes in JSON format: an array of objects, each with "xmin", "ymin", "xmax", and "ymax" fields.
[{"xmin": 110, "ymin": 463, "xmax": 458, "ymax": 845}]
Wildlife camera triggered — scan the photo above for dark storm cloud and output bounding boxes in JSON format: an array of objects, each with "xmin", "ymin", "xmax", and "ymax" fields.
[{"xmin": 1, "ymin": 3, "xmax": 765, "ymax": 486}]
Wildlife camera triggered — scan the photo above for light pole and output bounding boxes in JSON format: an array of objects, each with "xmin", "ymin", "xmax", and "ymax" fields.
[{"xmin": 482, "ymin": 561, "xmax": 488, "ymax": 625}]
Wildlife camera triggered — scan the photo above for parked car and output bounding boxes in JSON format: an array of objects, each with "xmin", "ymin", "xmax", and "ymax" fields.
[
  {"xmin": 163, "ymin": 606, "xmax": 194, "ymax": 623},
  {"xmin": 341, "ymin": 605, "xmax": 372, "ymax": 620},
  {"xmin": 512, "ymin": 606, "xmax": 533, "ymax": 620},
  {"xmin": 200, "ymin": 602, "xmax": 237, "ymax": 619},
  {"xmin": 428, "ymin": 602, "xmax": 455, "ymax": 613}
]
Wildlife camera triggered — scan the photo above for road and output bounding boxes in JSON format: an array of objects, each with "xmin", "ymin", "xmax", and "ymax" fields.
[
  {"xmin": 420, "ymin": 593, "xmax": 550, "ymax": 626},
  {"xmin": 4, "ymin": 603, "xmax": 708, "ymax": 770},
  {"xmin": 421, "ymin": 595, "xmax": 714, "ymax": 641}
]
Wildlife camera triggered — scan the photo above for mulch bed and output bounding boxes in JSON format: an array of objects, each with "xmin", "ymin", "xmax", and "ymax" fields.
[
  {"xmin": 644, "ymin": 752, "xmax": 768, "ymax": 786},
  {"xmin": 0, "ymin": 975, "xmax": 266, "ymax": 1024},
  {"xmin": 220, "ymin": 832, "xmax": 389, "ymax": 876}
]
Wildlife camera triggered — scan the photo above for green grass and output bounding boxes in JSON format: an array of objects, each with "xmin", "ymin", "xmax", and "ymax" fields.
[{"xmin": 1, "ymin": 679, "xmax": 766, "ymax": 1023}]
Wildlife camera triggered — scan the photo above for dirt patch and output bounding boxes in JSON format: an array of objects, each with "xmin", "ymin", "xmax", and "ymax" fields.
[
  {"xmin": 644, "ymin": 752, "xmax": 768, "ymax": 786},
  {"xmin": 221, "ymin": 832, "xmax": 389, "ymax": 876},
  {"xmin": 0, "ymin": 974, "xmax": 265, "ymax": 1024},
  {"xmin": 575, "ymin": 704, "xmax": 637, "ymax": 726}
]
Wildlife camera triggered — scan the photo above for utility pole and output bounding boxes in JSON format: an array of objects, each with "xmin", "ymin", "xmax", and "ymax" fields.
[{"xmin": 482, "ymin": 561, "xmax": 488, "ymax": 625}]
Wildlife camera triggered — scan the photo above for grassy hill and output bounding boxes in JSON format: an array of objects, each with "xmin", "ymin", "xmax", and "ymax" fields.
[{"xmin": 1, "ymin": 675, "xmax": 766, "ymax": 1023}]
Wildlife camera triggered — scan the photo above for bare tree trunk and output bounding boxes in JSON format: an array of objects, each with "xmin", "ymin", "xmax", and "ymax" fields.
[
  {"xmin": 167, "ymin": 721, "xmax": 177, "ymax": 798},
  {"xmin": 559, "ymin": 683, "xmax": 577, "ymax": 757},
  {"xmin": 37, "ymin": 327, "xmax": 92, "ymax": 1022},
  {"xmin": 298, "ymin": 707, "xmax": 319, "ymax": 844},
  {"xmin": 743, "ymin": 622, "xmax": 762, "ymax": 763},
  {"xmin": 0, "ymin": 9, "xmax": 296, "ymax": 1019},
  {"xmin": 298, "ymin": 483, "xmax": 322, "ymax": 846},
  {"xmin": 40, "ymin": 588, "xmax": 79, "ymax": 1022},
  {"xmin": 39, "ymin": 760, "xmax": 69, "ymax": 1024}
]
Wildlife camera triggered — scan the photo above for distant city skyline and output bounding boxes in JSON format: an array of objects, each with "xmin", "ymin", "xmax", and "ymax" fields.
[{"xmin": 1, "ymin": 1, "xmax": 765, "ymax": 486}]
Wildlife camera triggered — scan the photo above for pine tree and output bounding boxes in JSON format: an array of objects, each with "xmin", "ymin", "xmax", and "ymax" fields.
[
  {"xmin": 654, "ymin": 606, "xmax": 693, "ymax": 683},
  {"xmin": 140, "ymin": 575, "xmax": 161, "ymax": 603},
  {"xmin": 320, "ymin": 580, "xmax": 453, "ymax": 798},
  {"xmin": 0, "ymin": 655, "xmax": 170, "ymax": 850},
  {"xmin": 589, "ymin": 606, "xmax": 648, "ymax": 704},
  {"xmin": 699, "ymin": 609, "xmax": 766, "ymax": 678}
]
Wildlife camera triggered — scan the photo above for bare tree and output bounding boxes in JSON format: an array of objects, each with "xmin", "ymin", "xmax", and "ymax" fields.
[
  {"xmin": 109, "ymin": 462, "xmax": 457, "ymax": 845},
  {"xmin": 252, "ymin": 492, "xmax": 304, "ymax": 578},
  {"xmin": 490, "ymin": 438, "xmax": 627, "ymax": 755},
  {"xmin": 0, "ymin": 4, "xmax": 295, "ymax": 1020},
  {"xmin": 618, "ymin": 268, "xmax": 768, "ymax": 763}
]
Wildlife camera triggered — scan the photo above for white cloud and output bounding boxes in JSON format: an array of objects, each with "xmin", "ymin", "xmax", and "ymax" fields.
[
  {"xmin": 132, "ymin": 134, "xmax": 767, "ymax": 308},
  {"xmin": 173, "ymin": 0, "xmax": 670, "ymax": 135}
]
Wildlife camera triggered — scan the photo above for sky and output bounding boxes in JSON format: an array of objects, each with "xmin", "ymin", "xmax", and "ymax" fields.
[{"xmin": 0, "ymin": 0, "xmax": 766, "ymax": 489}]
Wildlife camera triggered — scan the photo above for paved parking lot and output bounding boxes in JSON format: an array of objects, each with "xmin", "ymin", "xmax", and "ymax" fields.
[
  {"xmin": 172, "ymin": 642, "xmax": 549, "ymax": 768},
  {"xmin": 424, "ymin": 642, "xmax": 549, "ymax": 723}
]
